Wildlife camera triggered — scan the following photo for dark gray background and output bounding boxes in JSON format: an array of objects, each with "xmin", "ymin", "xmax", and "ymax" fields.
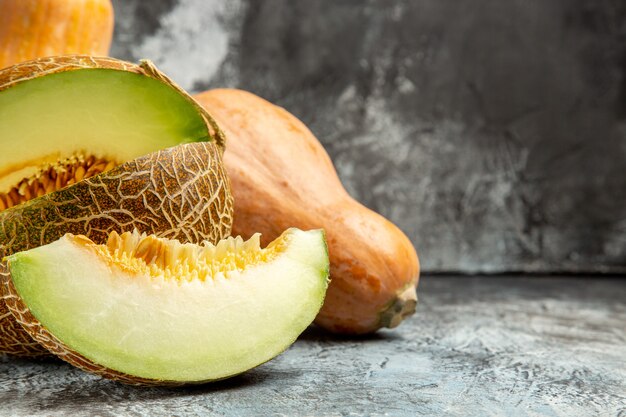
[{"xmin": 110, "ymin": 0, "xmax": 626, "ymax": 274}]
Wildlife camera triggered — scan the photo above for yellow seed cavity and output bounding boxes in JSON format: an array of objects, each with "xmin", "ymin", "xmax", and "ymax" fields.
[
  {"xmin": 0, "ymin": 153, "xmax": 117, "ymax": 212},
  {"xmin": 73, "ymin": 230, "xmax": 287, "ymax": 282}
]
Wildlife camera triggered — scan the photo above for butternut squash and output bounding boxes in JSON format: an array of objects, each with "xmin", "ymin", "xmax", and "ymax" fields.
[
  {"xmin": 194, "ymin": 89, "xmax": 420, "ymax": 334},
  {"xmin": 0, "ymin": 0, "xmax": 113, "ymax": 69}
]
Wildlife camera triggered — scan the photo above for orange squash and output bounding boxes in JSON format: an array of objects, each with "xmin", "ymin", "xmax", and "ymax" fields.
[
  {"xmin": 0, "ymin": 0, "xmax": 113, "ymax": 69},
  {"xmin": 194, "ymin": 89, "xmax": 420, "ymax": 334}
]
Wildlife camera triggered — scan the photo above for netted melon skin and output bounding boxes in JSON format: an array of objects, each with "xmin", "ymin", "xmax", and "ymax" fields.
[
  {"xmin": 0, "ymin": 56, "xmax": 140, "ymax": 92},
  {"xmin": 0, "ymin": 266, "xmax": 43, "ymax": 355},
  {"xmin": 0, "ymin": 142, "xmax": 233, "ymax": 356}
]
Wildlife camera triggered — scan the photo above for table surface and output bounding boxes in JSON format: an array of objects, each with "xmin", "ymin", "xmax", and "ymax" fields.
[{"xmin": 1, "ymin": 276, "xmax": 624, "ymax": 417}]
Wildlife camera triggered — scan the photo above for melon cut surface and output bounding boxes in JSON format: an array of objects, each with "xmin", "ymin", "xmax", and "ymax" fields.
[
  {"xmin": 4, "ymin": 228, "xmax": 329, "ymax": 384},
  {"xmin": 0, "ymin": 58, "xmax": 215, "ymax": 192}
]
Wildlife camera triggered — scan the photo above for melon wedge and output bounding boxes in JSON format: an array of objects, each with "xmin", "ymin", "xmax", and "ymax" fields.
[{"xmin": 2, "ymin": 228, "xmax": 329, "ymax": 384}]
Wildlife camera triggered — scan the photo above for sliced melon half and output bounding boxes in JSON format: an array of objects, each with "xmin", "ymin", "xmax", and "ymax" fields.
[
  {"xmin": 3, "ymin": 228, "xmax": 329, "ymax": 384},
  {"xmin": 0, "ymin": 55, "xmax": 224, "ymax": 193}
]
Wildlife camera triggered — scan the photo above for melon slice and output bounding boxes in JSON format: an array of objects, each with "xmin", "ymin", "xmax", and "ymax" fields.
[{"xmin": 3, "ymin": 228, "xmax": 329, "ymax": 384}]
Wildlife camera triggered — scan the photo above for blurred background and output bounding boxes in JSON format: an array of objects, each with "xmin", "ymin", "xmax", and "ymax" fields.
[{"xmin": 110, "ymin": 0, "xmax": 626, "ymax": 274}]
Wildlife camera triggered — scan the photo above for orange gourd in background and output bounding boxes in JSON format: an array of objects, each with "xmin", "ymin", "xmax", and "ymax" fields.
[
  {"xmin": 195, "ymin": 89, "xmax": 420, "ymax": 334},
  {"xmin": 0, "ymin": 0, "xmax": 113, "ymax": 69}
]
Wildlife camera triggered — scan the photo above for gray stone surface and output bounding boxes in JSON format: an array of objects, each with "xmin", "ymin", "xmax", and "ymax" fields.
[
  {"xmin": 109, "ymin": 0, "xmax": 626, "ymax": 274},
  {"xmin": 1, "ymin": 276, "xmax": 625, "ymax": 416}
]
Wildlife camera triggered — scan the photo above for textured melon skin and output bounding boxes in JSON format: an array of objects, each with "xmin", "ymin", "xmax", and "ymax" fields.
[
  {"xmin": 0, "ymin": 265, "xmax": 38, "ymax": 355},
  {"xmin": 0, "ymin": 142, "xmax": 233, "ymax": 356}
]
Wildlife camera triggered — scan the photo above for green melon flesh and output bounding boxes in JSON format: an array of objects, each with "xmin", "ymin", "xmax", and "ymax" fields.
[
  {"xmin": 0, "ymin": 68, "xmax": 208, "ymax": 189},
  {"xmin": 7, "ymin": 228, "xmax": 329, "ymax": 382}
]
